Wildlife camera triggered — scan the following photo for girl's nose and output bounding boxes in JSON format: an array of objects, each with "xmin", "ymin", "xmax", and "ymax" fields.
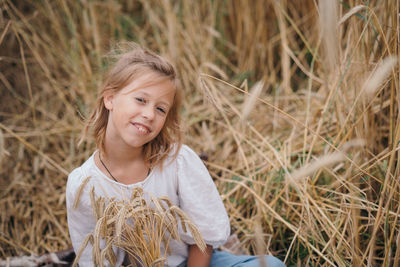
[{"xmin": 142, "ymin": 105, "xmax": 155, "ymax": 120}]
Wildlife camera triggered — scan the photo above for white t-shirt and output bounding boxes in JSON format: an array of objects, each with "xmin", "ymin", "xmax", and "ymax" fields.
[{"xmin": 66, "ymin": 144, "xmax": 230, "ymax": 266}]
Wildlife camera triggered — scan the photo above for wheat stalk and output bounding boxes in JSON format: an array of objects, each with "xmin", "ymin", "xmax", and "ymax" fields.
[
  {"xmin": 2, "ymin": 1, "xmax": 399, "ymax": 266},
  {"xmin": 74, "ymin": 187, "xmax": 205, "ymax": 266}
]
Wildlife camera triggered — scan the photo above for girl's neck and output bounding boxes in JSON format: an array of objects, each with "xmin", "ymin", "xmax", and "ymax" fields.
[
  {"xmin": 97, "ymin": 141, "xmax": 150, "ymax": 185},
  {"xmin": 103, "ymin": 142, "xmax": 144, "ymax": 165}
]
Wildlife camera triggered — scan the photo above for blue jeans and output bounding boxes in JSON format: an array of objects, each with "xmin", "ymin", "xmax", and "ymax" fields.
[{"xmin": 177, "ymin": 250, "xmax": 286, "ymax": 267}]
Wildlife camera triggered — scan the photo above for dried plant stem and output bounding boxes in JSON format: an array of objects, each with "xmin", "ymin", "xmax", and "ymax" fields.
[
  {"xmin": 74, "ymin": 187, "xmax": 205, "ymax": 266},
  {"xmin": 1, "ymin": 1, "xmax": 399, "ymax": 266}
]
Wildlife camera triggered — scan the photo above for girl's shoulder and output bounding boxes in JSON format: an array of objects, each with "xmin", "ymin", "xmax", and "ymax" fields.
[
  {"xmin": 164, "ymin": 144, "xmax": 202, "ymax": 166},
  {"xmin": 174, "ymin": 143, "xmax": 194, "ymax": 156},
  {"xmin": 167, "ymin": 144, "xmax": 209, "ymax": 174},
  {"xmin": 156, "ymin": 144, "xmax": 204, "ymax": 174},
  {"xmin": 66, "ymin": 152, "xmax": 97, "ymax": 193}
]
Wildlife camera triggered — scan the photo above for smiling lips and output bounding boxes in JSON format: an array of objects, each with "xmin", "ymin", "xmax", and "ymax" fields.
[{"xmin": 132, "ymin": 122, "xmax": 151, "ymax": 134}]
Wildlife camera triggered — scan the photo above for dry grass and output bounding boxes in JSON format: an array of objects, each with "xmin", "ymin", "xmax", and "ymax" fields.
[{"xmin": 1, "ymin": 0, "xmax": 399, "ymax": 266}]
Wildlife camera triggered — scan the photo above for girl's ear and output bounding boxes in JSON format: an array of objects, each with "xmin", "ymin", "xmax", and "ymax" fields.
[{"xmin": 103, "ymin": 90, "xmax": 114, "ymax": 111}]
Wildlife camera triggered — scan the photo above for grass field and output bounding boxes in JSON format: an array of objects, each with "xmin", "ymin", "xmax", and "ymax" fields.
[{"xmin": 1, "ymin": 0, "xmax": 399, "ymax": 266}]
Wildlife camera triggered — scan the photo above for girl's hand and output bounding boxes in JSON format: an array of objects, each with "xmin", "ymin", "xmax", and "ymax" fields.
[{"xmin": 187, "ymin": 244, "xmax": 213, "ymax": 267}]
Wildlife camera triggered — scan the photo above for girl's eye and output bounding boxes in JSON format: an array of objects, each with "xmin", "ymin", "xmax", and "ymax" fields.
[
  {"xmin": 135, "ymin": 97, "xmax": 145, "ymax": 103},
  {"xmin": 157, "ymin": 107, "xmax": 167, "ymax": 114}
]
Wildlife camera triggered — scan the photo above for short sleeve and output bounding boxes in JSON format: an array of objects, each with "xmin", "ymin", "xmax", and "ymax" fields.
[
  {"xmin": 176, "ymin": 145, "xmax": 230, "ymax": 248},
  {"xmin": 66, "ymin": 168, "xmax": 98, "ymax": 266},
  {"xmin": 66, "ymin": 168, "xmax": 125, "ymax": 266}
]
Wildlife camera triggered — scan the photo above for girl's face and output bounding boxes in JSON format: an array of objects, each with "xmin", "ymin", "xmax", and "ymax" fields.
[{"xmin": 104, "ymin": 71, "xmax": 175, "ymax": 150}]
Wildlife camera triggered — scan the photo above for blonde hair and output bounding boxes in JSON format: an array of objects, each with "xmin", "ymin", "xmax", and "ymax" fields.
[{"xmin": 81, "ymin": 43, "xmax": 182, "ymax": 168}]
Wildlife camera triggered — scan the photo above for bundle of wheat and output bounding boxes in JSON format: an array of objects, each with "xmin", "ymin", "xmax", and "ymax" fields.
[{"xmin": 73, "ymin": 186, "xmax": 205, "ymax": 267}]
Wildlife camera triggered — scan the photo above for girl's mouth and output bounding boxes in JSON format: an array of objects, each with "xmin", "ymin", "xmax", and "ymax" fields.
[{"xmin": 132, "ymin": 122, "xmax": 151, "ymax": 134}]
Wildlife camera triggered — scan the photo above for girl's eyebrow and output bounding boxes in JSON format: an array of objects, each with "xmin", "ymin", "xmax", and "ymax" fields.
[{"xmin": 137, "ymin": 91, "xmax": 171, "ymax": 107}]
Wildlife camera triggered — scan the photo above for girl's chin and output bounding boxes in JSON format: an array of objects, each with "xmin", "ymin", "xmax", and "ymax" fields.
[
  {"xmin": 126, "ymin": 142, "xmax": 146, "ymax": 148},
  {"xmin": 124, "ymin": 139, "xmax": 151, "ymax": 148}
]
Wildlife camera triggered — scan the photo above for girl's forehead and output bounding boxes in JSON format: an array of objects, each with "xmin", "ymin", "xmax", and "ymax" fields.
[
  {"xmin": 121, "ymin": 71, "xmax": 175, "ymax": 94},
  {"xmin": 118, "ymin": 72, "xmax": 176, "ymax": 104}
]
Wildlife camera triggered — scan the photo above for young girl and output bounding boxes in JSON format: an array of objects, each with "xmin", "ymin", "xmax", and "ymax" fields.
[{"xmin": 66, "ymin": 44, "xmax": 285, "ymax": 267}]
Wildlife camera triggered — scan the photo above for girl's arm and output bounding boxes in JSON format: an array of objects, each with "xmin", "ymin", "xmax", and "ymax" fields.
[
  {"xmin": 187, "ymin": 244, "xmax": 213, "ymax": 267},
  {"xmin": 66, "ymin": 171, "xmax": 96, "ymax": 266},
  {"xmin": 176, "ymin": 145, "xmax": 230, "ymax": 249},
  {"xmin": 66, "ymin": 168, "xmax": 125, "ymax": 266}
]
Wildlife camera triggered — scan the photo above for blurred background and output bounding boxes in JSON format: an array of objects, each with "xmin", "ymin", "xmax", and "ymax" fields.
[{"xmin": 0, "ymin": 0, "xmax": 399, "ymax": 266}]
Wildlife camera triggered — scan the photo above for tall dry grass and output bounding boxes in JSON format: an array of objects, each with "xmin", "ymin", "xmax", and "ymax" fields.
[{"xmin": 0, "ymin": 0, "xmax": 399, "ymax": 266}]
